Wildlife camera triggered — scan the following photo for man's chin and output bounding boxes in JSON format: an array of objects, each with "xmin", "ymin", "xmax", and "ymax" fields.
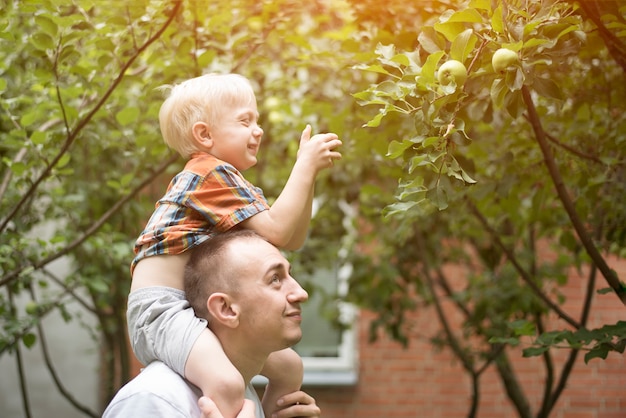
[{"xmin": 280, "ymin": 333, "xmax": 302, "ymax": 349}]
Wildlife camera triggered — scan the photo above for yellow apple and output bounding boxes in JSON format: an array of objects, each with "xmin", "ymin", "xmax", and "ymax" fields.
[
  {"xmin": 437, "ymin": 60, "xmax": 468, "ymax": 88},
  {"xmin": 492, "ymin": 48, "xmax": 519, "ymax": 74}
]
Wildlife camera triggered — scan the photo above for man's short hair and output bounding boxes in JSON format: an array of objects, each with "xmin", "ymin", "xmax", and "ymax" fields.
[{"xmin": 184, "ymin": 229, "xmax": 266, "ymax": 320}]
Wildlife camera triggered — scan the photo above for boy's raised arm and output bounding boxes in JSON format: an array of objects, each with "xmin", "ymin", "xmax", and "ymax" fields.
[{"xmin": 240, "ymin": 125, "xmax": 341, "ymax": 250}]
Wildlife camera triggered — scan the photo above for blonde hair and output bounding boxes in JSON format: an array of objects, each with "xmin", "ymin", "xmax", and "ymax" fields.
[{"xmin": 158, "ymin": 73, "xmax": 257, "ymax": 159}]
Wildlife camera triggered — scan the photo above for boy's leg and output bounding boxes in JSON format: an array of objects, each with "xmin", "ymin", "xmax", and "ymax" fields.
[
  {"xmin": 185, "ymin": 328, "xmax": 246, "ymax": 418},
  {"xmin": 259, "ymin": 347, "xmax": 303, "ymax": 417}
]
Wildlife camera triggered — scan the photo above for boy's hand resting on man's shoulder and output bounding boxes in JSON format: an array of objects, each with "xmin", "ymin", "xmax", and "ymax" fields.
[
  {"xmin": 199, "ymin": 391, "xmax": 321, "ymax": 418},
  {"xmin": 272, "ymin": 390, "xmax": 322, "ymax": 418}
]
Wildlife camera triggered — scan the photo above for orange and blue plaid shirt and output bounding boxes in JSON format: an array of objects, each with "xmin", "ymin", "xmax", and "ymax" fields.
[{"xmin": 131, "ymin": 152, "xmax": 269, "ymax": 273}]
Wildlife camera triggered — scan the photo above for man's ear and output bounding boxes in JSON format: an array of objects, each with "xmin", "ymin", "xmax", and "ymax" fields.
[
  {"xmin": 191, "ymin": 121, "xmax": 213, "ymax": 150},
  {"xmin": 207, "ymin": 293, "xmax": 239, "ymax": 328}
]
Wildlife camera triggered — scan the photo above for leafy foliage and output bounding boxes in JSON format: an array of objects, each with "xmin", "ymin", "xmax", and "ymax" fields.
[
  {"xmin": 1, "ymin": 0, "xmax": 625, "ymax": 417},
  {"xmin": 348, "ymin": 0, "xmax": 626, "ymax": 416}
]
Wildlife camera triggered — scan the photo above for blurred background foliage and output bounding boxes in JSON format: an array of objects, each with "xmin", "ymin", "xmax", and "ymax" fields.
[{"xmin": 1, "ymin": 0, "xmax": 625, "ymax": 416}]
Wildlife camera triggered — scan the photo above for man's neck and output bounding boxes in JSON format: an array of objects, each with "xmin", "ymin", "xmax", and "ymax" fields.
[{"xmin": 219, "ymin": 335, "xmax": 268, "ymax": 384}]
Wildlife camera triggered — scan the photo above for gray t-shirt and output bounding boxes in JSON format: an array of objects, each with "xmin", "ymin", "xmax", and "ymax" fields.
[{"xmin": 103, "ymin": 361, "xmax": 264, "ymax": 418}]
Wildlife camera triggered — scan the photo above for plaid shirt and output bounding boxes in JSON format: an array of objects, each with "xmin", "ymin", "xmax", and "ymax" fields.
[{"xmin": 131, "ymin": 153, "xmax": 269, "ymax": 273}]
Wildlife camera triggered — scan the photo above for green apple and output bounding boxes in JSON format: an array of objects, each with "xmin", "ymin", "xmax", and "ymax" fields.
[
  {"xmin": 437, "ymin": 60, "xmax": 468, "ymax": 88},
  {"xmin": 492, "ymin": 48, "xmax": 519, "ymax": 74},
  {"xmin": 264, "ymin": 96, "xmax": 281, "ymax": 110},
  {"xmin": 268, "ymin": 110, "xmax": 284, "ymax": 124},
  {"xmin": 25, "ymin": 301, "xmax": 38, "ymax": 315}
]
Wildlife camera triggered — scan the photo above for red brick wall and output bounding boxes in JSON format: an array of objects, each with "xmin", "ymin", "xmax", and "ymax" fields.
[{"xmin": 305, "ymin": 258, "xmax": 626, "ymax": 418}]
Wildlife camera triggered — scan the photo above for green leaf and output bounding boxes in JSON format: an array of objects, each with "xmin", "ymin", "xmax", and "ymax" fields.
[
  {"xmin": 30, "ymin": 32, "xmax": 55, "ymax": 51},
  {"xmin": 116, "ymin": 107, "xmax": 140, "ymax": 126},
  {"xmin": 387, "ymin": 140, "xmax": 412, "ymax": 158},
  {"xmin": 9, "ymin": 162, "xmax": 27, "ymax": 175},
  {"xmin": 491, "ymin": 5, "xmax": 504, "ymax": 34},
  {"xmin": 460, "ymin": 168, "xmax": 477, "ymax": 184},
  {"xmin": 30, "ymin": 131, "xmax": 47, "ymax": 145},
  {"xmin": 22, "ymin": 333, "xmax": 37, "ymax": 348},
  {"xmin": 532, "ymin": 77, "xmax": 563, "ymax": 100},
  {"xmin": 456, "ymin": 9, "xmax": 483, "ymax": 23},
  {"xmin": 364, "ymin": 111, "xmax": 385, "ymax": 128},
  {"xmin": 434, "ymin": 21, "xmax": 467, "ymax": 42},
  {"xmin": 356, "ymin": 63, "xmax": 392, "ymax": 76},
  {"xmin": 509, "ymin": 319, "xmax": 536, "ymax": 336},
  {"xmin": 469, "ymin": 0, "xmax": 491, "ymax": 11},
  {"xmin": 523, "ymin": 346, "xmax": 550, "ymax": 357},
  {"xmin": 35, "ymin": 15, "xmax": 58, "ymax": 37},
  {"xmin": 383, "ymin": 201, "xmax": 418, "ymax": 218},
  {"xmin": 426, "ymin": 185, "xmax": 448, "ymax": 210},
  {"xmin": 450, "ymin": 29, "xmax": 477, "ymax": 63},
  {"xmin": 523, "ymin": 38, "xmax": 550, "ymax": 49},
  {"xmin": 420, "ymin": 51, "xmax": 445, "ymax": 84},
  {"xmin": 418, "ymin": 27, "xmax": 445, "ymax": 54},
  {"xmin": 56, "ymin": 153, "xmax": 71, "ymax": 169},
  {"xmin": 584, "ymin": 345, "xmax": 609, "ymax": 363},
  {"xmin": 20, "ymin": 110, "xmax": 40, "ymax": 127},
  {"xmin": 490, "ymin": 78, "xmax": 507, "ymax": 109},
  {"xmin": 88, "ymin": 279, "xmax": 110, "ymax": 294},
  {"xmin": 408, "ymin": 154, "xmax": 428, "ymax": 173},
  {"xmin": 504, "ymin": 67, "xmax": 525, "ymax": 91}
]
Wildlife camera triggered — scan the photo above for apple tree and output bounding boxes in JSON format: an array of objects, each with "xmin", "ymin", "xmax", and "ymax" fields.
[{"xmin": 347, "ymin": 0, "xmax": 626, "ymax": 416}]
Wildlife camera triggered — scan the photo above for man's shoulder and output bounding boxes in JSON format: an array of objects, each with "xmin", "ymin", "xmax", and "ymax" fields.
[
  {"xmin": 130, "ymin": 362, "xmax": 193, "ymax": 390},
  {"xmin": 103, "ymin": 362, "xmax": 200, "ymax": 418}
]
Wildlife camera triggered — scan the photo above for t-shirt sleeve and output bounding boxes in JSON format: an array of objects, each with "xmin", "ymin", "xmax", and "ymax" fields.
[{"xmin": 184, "ymin": 163, "xmax": 269, "ymax": 231}]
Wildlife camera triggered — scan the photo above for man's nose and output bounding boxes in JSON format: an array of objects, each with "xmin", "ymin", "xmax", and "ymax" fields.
[{"xmin": 287, "ymin": 277, "xmax": 308, "ymax": 302}]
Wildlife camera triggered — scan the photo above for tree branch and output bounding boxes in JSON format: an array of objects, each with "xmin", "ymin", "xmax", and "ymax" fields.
[
  {"xmin": 537, "ymin": 316, "xmax": 555, "ymax": 418},
  {"xmin": 465, "ymin": 196, "xmax": 581, "ymax": 328},
  {"xmin": 0, "ymin": 153, "xmax": 179, "ymax": 288},
  {"xmin": 568, "ymin": 0, "xmax": 626, "ymax": 72},
  {"xmin": 8, "ymin": 288, "xmax": 33, "ymax": 418},
  {"xmin": 28, "ymin": 285, "xmax": 98, "ymax": 418},
  {"xmin": 521, "ymin": 85, "xmax": 626, "ymax": 305},
  {"xmin": 0, "ymin": 0, "xmax": 183, "ymax": 235}
]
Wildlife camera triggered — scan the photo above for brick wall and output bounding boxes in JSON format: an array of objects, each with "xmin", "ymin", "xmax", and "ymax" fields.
[{"xmin": 305, "ymin": 258, "xmax": 626, "ymax": 418}]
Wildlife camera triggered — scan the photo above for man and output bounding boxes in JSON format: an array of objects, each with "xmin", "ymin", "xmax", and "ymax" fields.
[{"xmin": 103, "ymin": 230, "xmax": 321, "ymax": 418}]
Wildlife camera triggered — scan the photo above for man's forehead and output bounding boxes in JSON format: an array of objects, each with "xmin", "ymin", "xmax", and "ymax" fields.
[{"xmin": 227, "ymin": 237, "xmax": 287, "ymax": 266}]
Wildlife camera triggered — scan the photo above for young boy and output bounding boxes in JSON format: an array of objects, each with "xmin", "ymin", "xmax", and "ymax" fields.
[{"xmin": 128, "ymin": 73, "xmax": 341, "ymax": 418}]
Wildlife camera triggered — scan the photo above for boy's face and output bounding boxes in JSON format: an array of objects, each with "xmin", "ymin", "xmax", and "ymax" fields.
[{"xmin": 207, "ymin": 97, "xmax": 263, "ymax": 171}]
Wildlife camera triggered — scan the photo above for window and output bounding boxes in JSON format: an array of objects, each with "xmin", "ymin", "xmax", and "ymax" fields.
[{"xmin": 295, "ymin": 264, "xmax": 358, "ymax": 386}]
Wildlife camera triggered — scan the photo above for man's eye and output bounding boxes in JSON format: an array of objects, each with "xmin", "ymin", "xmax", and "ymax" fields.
[{"xmin": 271, "ymin": 274, "xmax": 281, "ymax": 283}]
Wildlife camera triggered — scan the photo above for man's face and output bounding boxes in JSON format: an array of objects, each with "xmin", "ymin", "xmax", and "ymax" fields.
[{"xmin": 228, "ymin": 238, "xmax": 308, "ymax": 352}]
